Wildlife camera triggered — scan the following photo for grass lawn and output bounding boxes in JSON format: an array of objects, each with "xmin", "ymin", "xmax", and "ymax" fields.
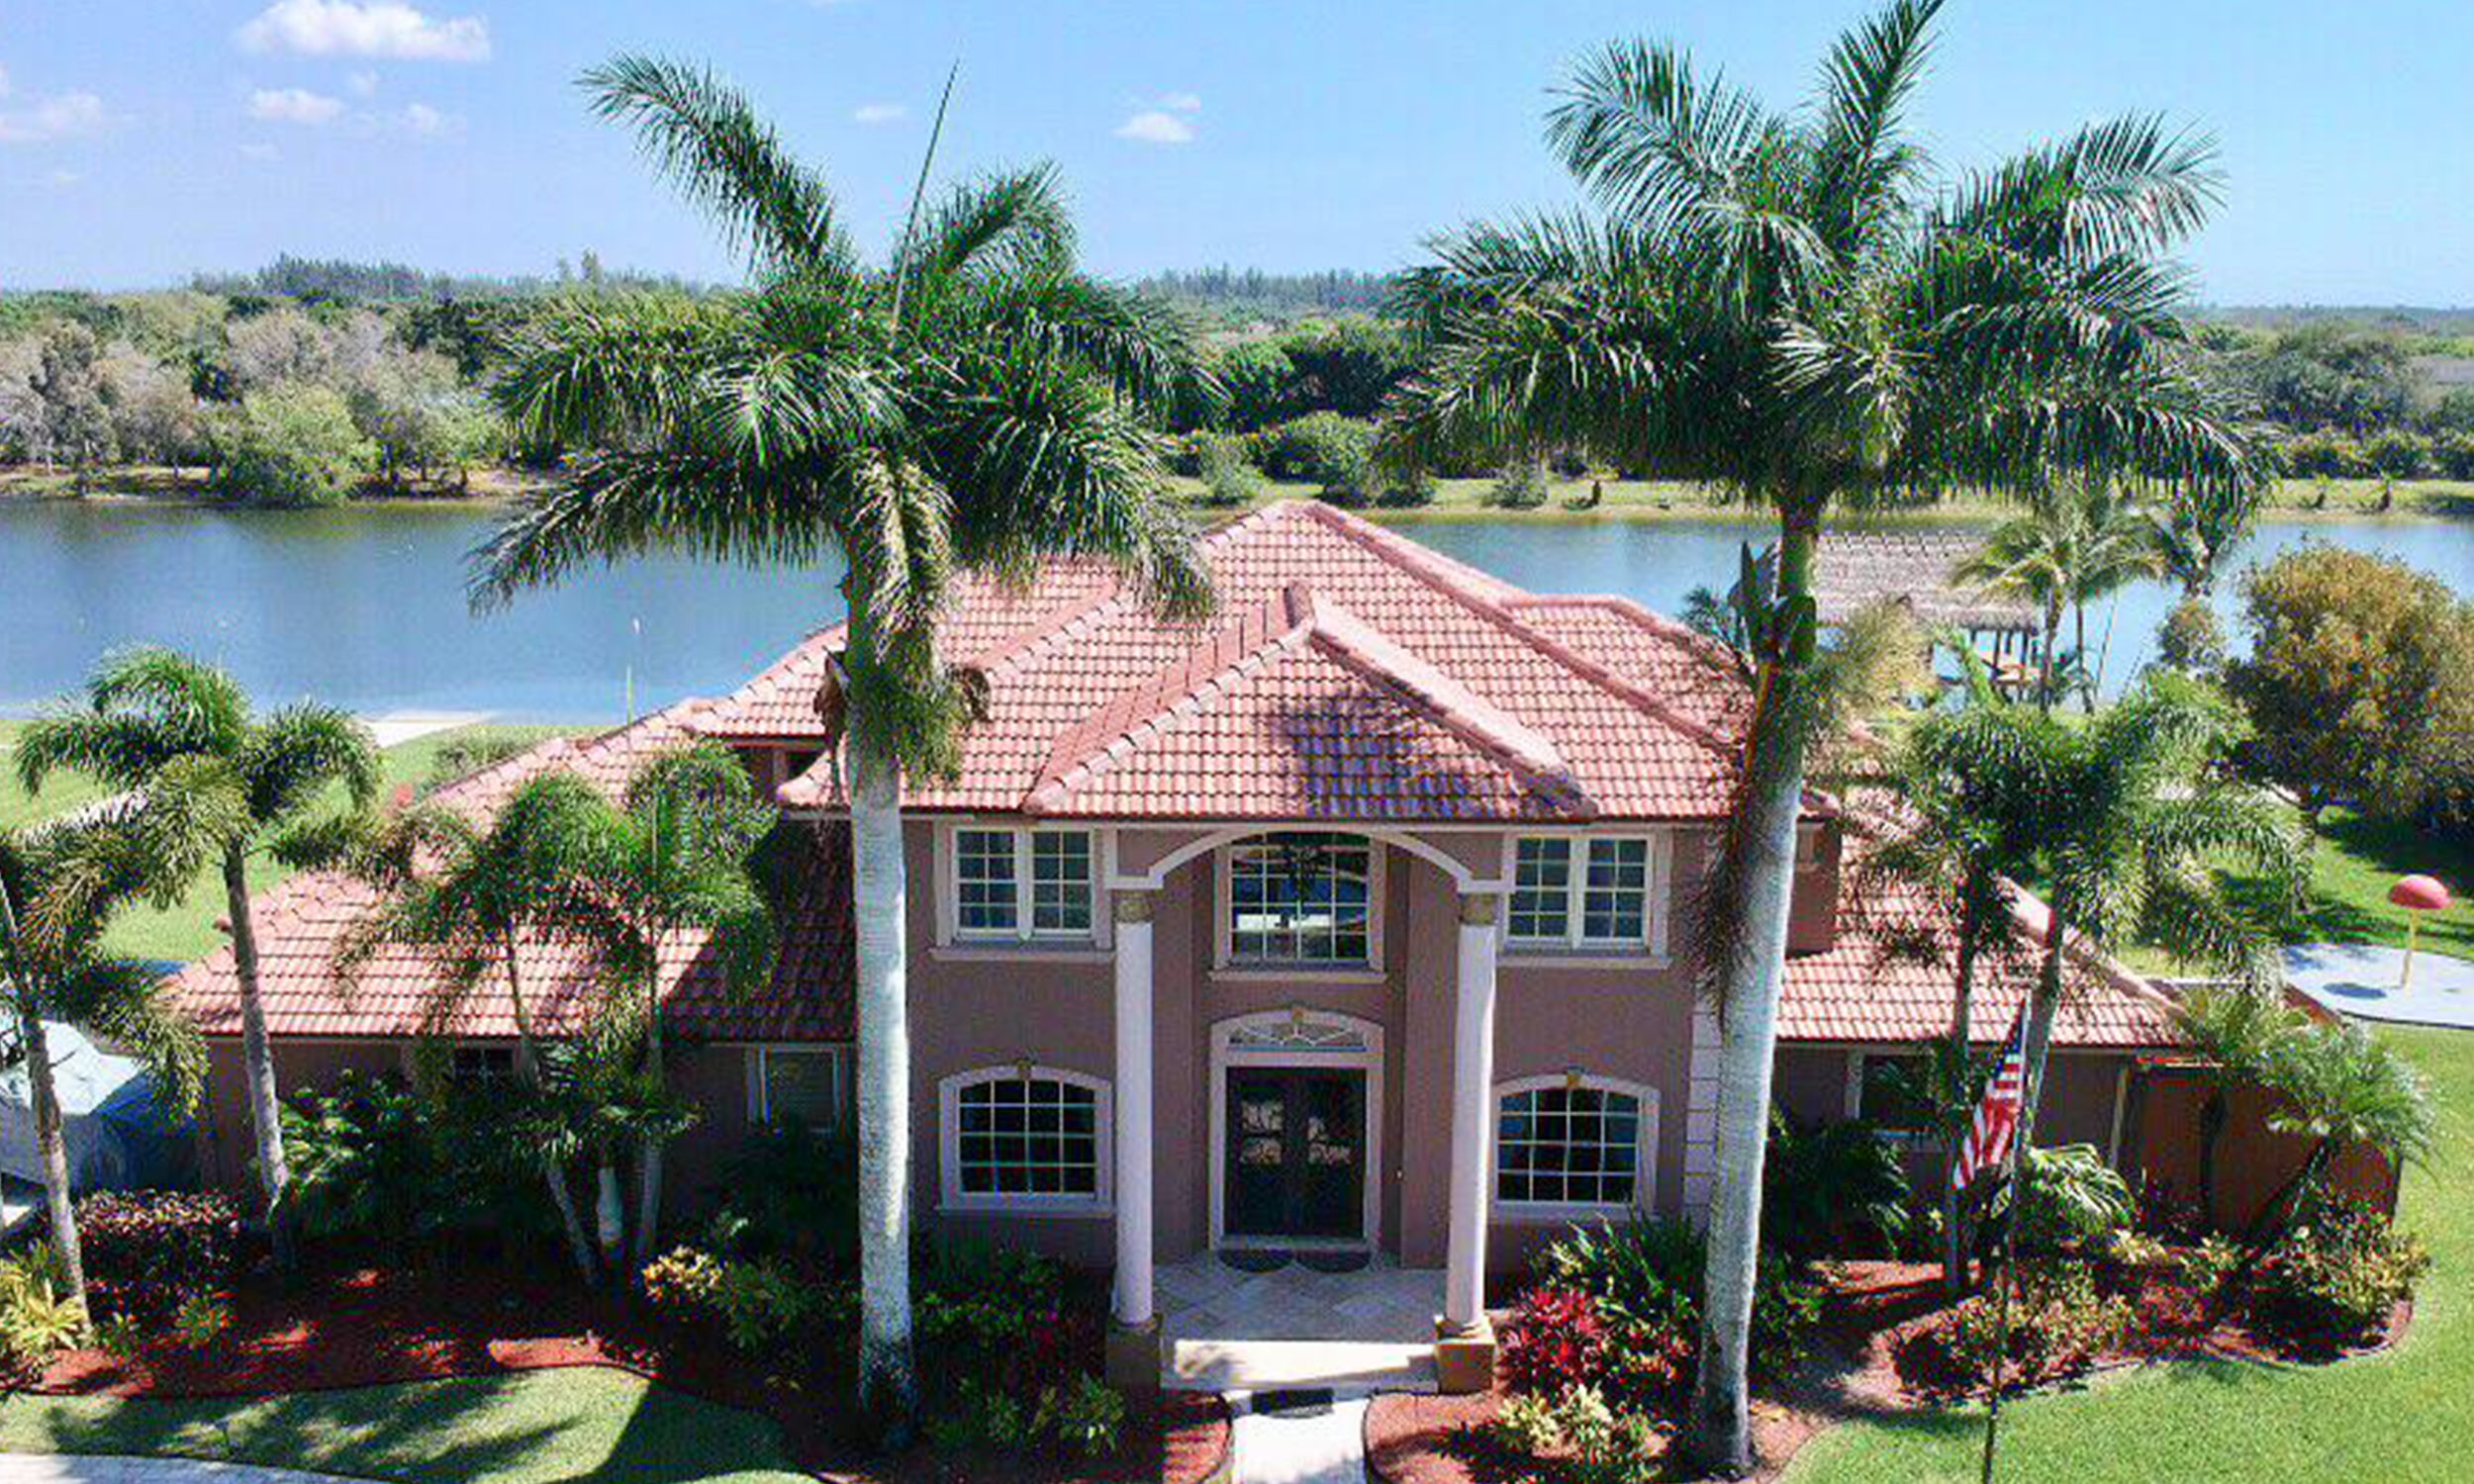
[
  {"xmin": 0, "ymin": 1368, "xmax": 809, "ymax": 1483},
  {"xmin": 1, "ymin": 720, "xmax": 577, "ymax": 962},
  {"xmin": 1786, "ymin": 1020, "xmax": 2473, "ymax": 1484}
]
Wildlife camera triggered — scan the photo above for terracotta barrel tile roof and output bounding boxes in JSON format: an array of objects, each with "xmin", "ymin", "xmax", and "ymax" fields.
[{"xmin": 172, "ymin": 705, "xmax": 855, "ymax": 1043}]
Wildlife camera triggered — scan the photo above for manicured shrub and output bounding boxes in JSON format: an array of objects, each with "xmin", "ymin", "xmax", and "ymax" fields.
[
  {"xmin": 72, "ymin": 1190, "xmax": 239, "ymax": 1320},
  {"xmin": 1253, "ymin": 411, "xmax": 1373, "ymax": 486},
  {"xmin": 1500, "ymin": 1285, "xmax": 1612, "ymax": 1398},
  {"xmin": 1538, "ymin": 1215, "xmax": 1822, "ymax": 1387},
  {"xmin": 1488, "ymin": 1384, "xmax": 1662, "ymax": 1484},
  {"xmin": 0, "ymin": 1244, "xmax": 86, "ymax": 1370},
  {"xmin": 1762, "ymin": 1112, "xmax": 1913, "ymax": 1259},
  {"xmin": 2003, "ymin": 1143, "xmax": 2136, "ymax": 1255},
  {"xmin": 281, "ymin": 1070, "xmax": 546, "ymax": 1249},
  {"xmin": 702, "ymin": 1120, "xmax": 858, "ymax": 1268},
  {"xmin": 2247, "ymin": 1200, "xmax": 2427, "ymax": 1350},
  {"xmin": 1034, "ymin": 1371, "xmax": 1128, "ymax": 1460},
  {"xmin": 1894, "ymin": 1259, "xmax": 2135, "ymax": 1399}
]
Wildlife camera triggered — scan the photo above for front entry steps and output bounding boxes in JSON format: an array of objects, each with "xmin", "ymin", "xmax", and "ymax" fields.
[{"xmin": 1158, "ymin": 1251, "xmax": 1447, "ymax": 1394}]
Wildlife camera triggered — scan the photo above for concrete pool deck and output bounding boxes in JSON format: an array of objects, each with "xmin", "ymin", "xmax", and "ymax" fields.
[{"xmin": 2286, "ymin": 942, "xmax": 2474, "ymax": 1029}]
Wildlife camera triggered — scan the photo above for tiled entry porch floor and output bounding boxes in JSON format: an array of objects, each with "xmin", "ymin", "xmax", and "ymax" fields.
[{"xmin": 1158, "ymin": 1251, "xmax": 1445, "ymax": 1393}]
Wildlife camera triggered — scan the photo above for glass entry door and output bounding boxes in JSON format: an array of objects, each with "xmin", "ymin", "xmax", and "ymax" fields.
[{"xmin": 1224, "ymin": 1067, "xmax": 1367, "ymax": 1240}]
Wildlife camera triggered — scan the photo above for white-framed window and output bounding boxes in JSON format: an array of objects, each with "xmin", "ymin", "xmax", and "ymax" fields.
[
  {"xmin": 938, "ymin": 1066, "xmax": 1112, "ymax": 1214},
  {"xmin": 1506, "ymin": 835, "xmax": 1665, "ymax": 954},
  {"xmin": 1796, "ymin": 822, "xmax": 1825, "ymax": 871},
  {"xmin": 1220, "ymin": 833, "xmax": 1380, "ymax": 968},
  {"xmin": 945, "ymin": 826, "xmax": 1097, "ymax": 944},
  {"xmin": 1494, "ymin": 1074, "xmax": 1658, "ymax": 1215},
  {"xmin": 747, "ymin": 1045, "xmax": 845, "ymax": 1130}
]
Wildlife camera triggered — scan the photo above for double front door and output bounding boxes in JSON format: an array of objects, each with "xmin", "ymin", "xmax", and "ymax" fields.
[{"xmin": 1224, "ymin": 1067, "xmax": 1367, "ymax": 1241}]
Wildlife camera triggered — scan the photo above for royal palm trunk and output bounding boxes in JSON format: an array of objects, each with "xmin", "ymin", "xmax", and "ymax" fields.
[
  {"xmin": 848, "ymin": 739, "xmax": 917, "ymax": 1420},
  {"xmin": 224, "ymin": 847, "xmax": 294, "ymax": 1267},
  {"xmin": 1686, "ymin": 515, "xmax": 1819, "ymax": 1478},
  {"xmin": 633, "ymin": 983, "xmax": 666, "ymax": 1273},
  {"xmin": 1942, "ymin": 914, "xmax": 1979, "ymax": 1297}
]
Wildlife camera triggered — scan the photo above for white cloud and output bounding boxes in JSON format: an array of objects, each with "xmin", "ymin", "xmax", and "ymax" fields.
[
  {"xmin": 1159, "ymin": 91, "xmax": 1201, "ymax": 114},
  {"xmin": 399, "ymin": 102, "xmax": 458, "ymax": 136},
  {"xmin": 348, "ymin": 70, "xmax": 380, "ymax": 98},
  {"xmin": 0, "ymin": 91, "xmax": 107, "ymax": 144},
  {"xmin": 852, "ymin": 101, "xmax": 905, "ymax": 126},
  {"xmin": 238, "ymin": 1, "xmax": 491, "ymax": 63},
  {"xmin": 248, "ymin": 86, "xmax": 346, "ymax": 125},
  {"xmin": 1114, "ymin": 109, "xmax": 1193, "ymax": 145}
]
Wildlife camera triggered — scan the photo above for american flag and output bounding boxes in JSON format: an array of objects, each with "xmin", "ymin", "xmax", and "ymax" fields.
[{"xmin": 1953, "ymin": 1007, "xmax": 2030, "ymax": 1191}]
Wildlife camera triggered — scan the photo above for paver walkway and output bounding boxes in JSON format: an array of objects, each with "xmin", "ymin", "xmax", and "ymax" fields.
[
  {"xmin": 1227, "ymin": 1392, "xmax": 1369, "ymax": 1484},
  {"xmin": 1159, "ymin": 1252, "xmax": 1442, "ymax": 1393},
  {"xmin": 0, "ymin": 1459, "xmax": 373, "ymax": 1484}
]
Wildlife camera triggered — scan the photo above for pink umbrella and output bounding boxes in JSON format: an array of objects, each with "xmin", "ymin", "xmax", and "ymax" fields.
[{"xmin": 2389, "ymin": 875, "xmax": 2455, "ymax": 990}]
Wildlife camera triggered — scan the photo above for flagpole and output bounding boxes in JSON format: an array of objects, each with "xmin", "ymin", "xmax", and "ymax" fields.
[{"xmin": 1979, "ymin": 1052, "xmax": 2036, "ymax": 1484}]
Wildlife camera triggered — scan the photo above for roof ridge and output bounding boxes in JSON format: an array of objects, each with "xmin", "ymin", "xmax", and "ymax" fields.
[
  {"xmin": 1507, "ymin": 593, "xmax": 1757, "ymax": 689},
  {"xmin": 1289, "ymin": 503, "xmax": 1764, "ymax": 775},
  {"xmin": 1299, "ymin": 598, "xmax": 1593, "ymax": 815},
  {"xmin": 1021, "ymin": 586, "xmax": 1316, "ymax": 813}
]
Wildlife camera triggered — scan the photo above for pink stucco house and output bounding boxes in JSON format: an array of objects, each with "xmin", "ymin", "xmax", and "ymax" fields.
[{"xmin": 174, "ymin": 500, "xmax": 2180, "ymax": 1381}]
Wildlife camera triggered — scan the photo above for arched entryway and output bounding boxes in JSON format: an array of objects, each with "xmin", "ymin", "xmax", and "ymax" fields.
[{"xmin": 1206, "ymin": 1008, "xmax": 1385, "ymax": 1249}]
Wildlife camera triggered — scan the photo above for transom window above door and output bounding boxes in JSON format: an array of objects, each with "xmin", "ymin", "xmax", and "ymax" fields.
[
  {"xmin": 948, "ymin": 826, "xmax": 1096, "ymax": 943},
  {"xmin": 1222, "ymin": 833, "xmax": 1379, "ymax": 968},
  {"xmin": 1507, "ymin": 835, "xmax": 1665, "ymax": 954}
]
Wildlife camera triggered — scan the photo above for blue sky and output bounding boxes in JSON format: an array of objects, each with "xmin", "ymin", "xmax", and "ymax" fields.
[{"xmin": 1, "ymin": 0, "xmax": 2467, "ymax": 304}]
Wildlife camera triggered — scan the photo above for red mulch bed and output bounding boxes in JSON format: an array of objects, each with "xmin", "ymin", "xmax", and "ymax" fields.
[
  {"xmin": 35, "ymin": 1256, "xmax": 1227, "ymax": 1484},
  {"xmin": 1365, "ymin": 1260, "xmax": 2412, "ymax": 1484}
]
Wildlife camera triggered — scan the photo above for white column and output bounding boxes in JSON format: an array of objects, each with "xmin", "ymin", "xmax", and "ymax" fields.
[
  {"xmin": 1110, "ymin": 889, "xmax": 1156, "ymax": 1329},
  {"xmin": 1444, "ymin": 891, "xmax": 1501, "ymax": 1333}
]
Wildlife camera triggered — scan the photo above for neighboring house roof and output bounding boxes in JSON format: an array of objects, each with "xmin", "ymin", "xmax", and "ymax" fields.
[
  {"xmin": 168, "ymin": 704, "xmax": 856, "ymax": 1043},
  {"xmin": 1812, "ymin": 528, "xmax": 2038, "ymax": 633},
  {"xmin": 1788, "ymin": 827, "xmax": 2183, "ymax": 1050},
  {"xmin": 170, "ymin": 500, "xmax": 2175, "ymax": 1053},
  {"xmin": 727, "ymin": 501, "xmax": 1798, "ymax": 823}
]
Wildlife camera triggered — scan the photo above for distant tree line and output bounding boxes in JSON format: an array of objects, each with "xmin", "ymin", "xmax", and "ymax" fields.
[{"xmin": 2190, "ymin": 321, "xmax": 2474, "ymax": 483}]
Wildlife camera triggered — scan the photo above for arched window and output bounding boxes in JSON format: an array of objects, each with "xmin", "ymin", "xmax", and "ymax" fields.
[
  {"xmin": 1494, "ymin": 1074, "xmax": 1658, "ymax": 1216},
  {"xmin": 937, "ymin": 1066, "xmax": 1112, "ymax": 1214}
]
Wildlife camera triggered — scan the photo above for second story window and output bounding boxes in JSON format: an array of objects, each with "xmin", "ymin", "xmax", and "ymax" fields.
[
  {"xmin": 1225, "ymin": 833, "xmax": 1376, "ymax": 966},
  {"xmin": 952, "ymin": 826, "xmax": 1095, "ymax": 943},
  {"xmin": 1508, "ymin": 836, "xmax": 1661, "ymax": 953}
]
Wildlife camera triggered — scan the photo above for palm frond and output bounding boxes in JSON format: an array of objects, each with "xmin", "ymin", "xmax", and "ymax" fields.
[
  {"xmin": 239, "ymin": 705, "xmax": 379, "ymax": 825},
  {"xmin": 1807, "ymin": 0, "xmax": 1944, "ymax": 255},
  {"xmin": 582, "ymin": 55, "xmax": 850, "ymax": 279}
]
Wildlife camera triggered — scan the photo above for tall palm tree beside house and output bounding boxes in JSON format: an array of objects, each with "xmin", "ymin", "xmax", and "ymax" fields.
[
  {"xmin": 1918, "ymin": 671, "xmax": 2306, "ymax": 1143},
  {"xmin": 1957, "ymin": 476, "xmax": 2163, "ymax": 709},
  {"xmin": 468, "ymin": 57, "xmax": 1215, "ymax": 1419},
  {"xmin": 0, "ymin": 801, "xmax": 226, "ymax": 1316},
  {"xmin": 1378, "ymin": 0, "xmax": 2256, "ymax": 1466},
  {"xmin": 15, "ymin": 650, "xmax": 379, "ymax": 1266},
  {"xmin": 310, "ymin": 773, "xmax": 621, "ymax": 1283},
  {"xmin": 2170, "ymin": 980, "xmax": 2306, "ymax": 1227}
]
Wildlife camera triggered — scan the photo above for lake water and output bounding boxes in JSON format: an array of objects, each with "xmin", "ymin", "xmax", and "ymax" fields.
[{"xmin": 3, "ymin": 502, "xmax": 2469, "ymax": 721}]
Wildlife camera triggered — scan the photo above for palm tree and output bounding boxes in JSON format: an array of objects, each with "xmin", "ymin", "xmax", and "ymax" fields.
[
  {"xmin": 1378, "ymin": 2, "xmax": 2255, "ymax": 1466},
  {"xmin": 2171, "ymin": 980, "xmax": 2307, "ymax": 1228},
  {"xmin": 467, "ymin": 57, "xmax": 1214, "ymax": 1418},
  {"xmin": 15, "ymin": 649, "xmax": 379, "ymax": 1266},
  {"xmin": 2256, "ymin": 1020, "xmax": 2434, "ymax": 1238},
  {"xmin": 1854, "ymin": 683, "xmax": 2033, "ymax": 1294},
  {"xmin": 1919, "ymin": 672, "xmax": 2305, "ymax": 1144},
  {"xmin": 0, "ymin": 803, "xmax": 223, "ymax": 1315},
  {"xmin": 314, "ymin": 773, "xmax": 618, "ymax": 1283},
  {"xmin": 2147, "ymin": 476, "xmax": 2267, "ymax": 601},
  {"xmin": 1958, "ymin": 476, "xmax": 2163, "ymax": 709},
  {"xmin": 573, "ymin": 744, "xmax": 776, "ymax": 1272}
]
